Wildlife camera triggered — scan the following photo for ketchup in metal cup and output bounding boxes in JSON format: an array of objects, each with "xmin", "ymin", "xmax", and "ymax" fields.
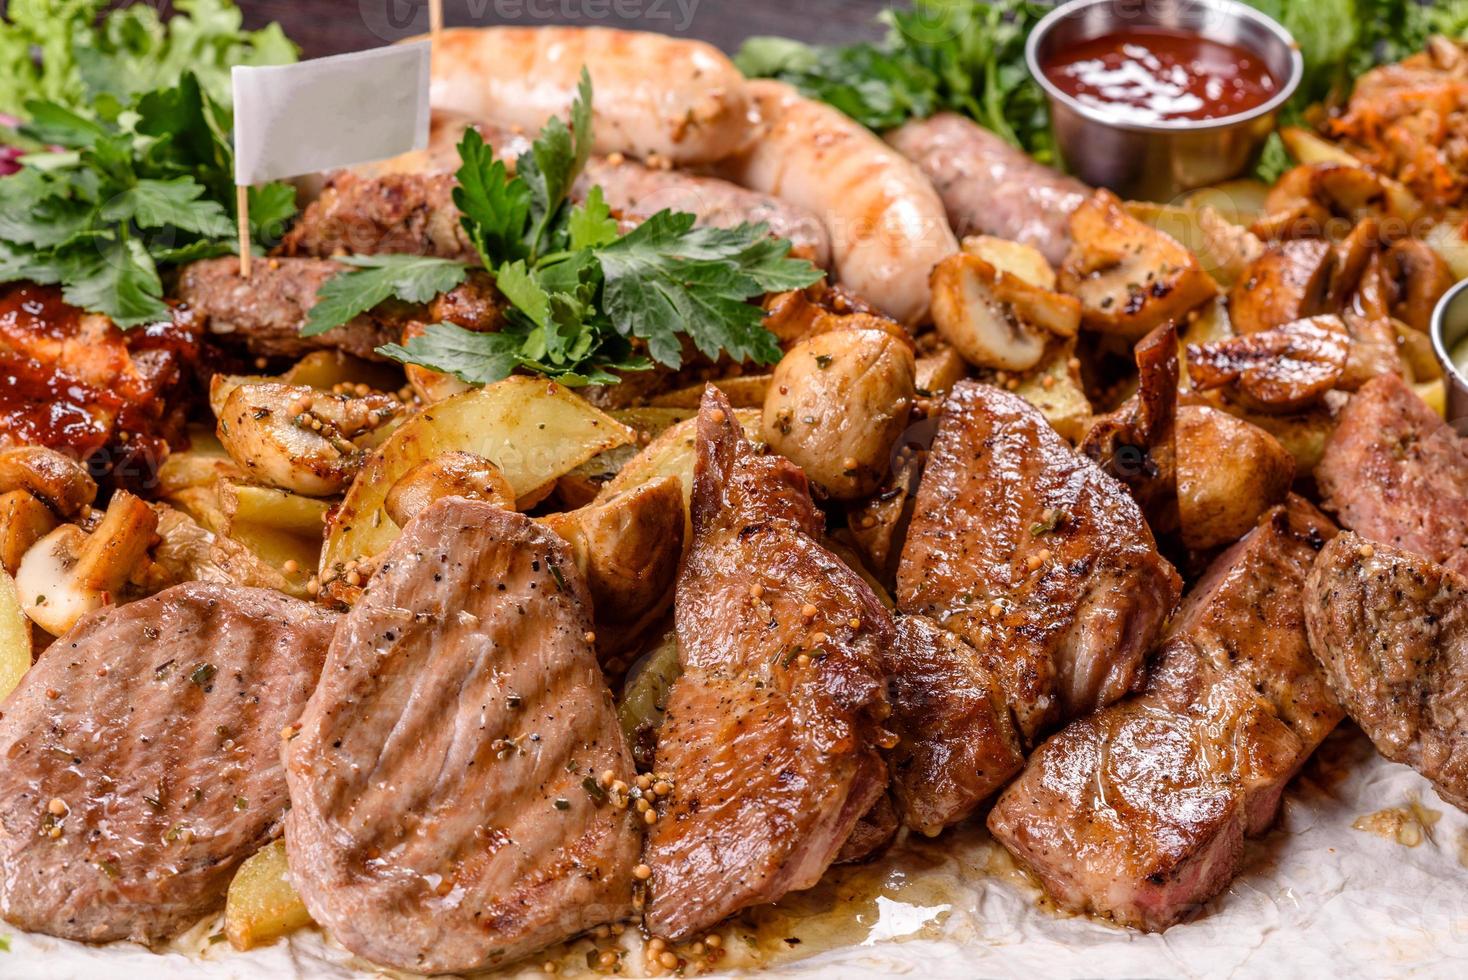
[{"xmin": 1042, "ymin": 27, "xmax": 1278, "ymax": 125}]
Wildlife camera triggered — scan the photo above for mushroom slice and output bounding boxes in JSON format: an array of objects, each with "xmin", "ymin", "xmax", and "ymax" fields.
[
  {"xmin": 1058, "ymin": 189, "xmax": 1219, "ymax": 339},
  {"xmin": 217, "ymin": 382, "xmax": 403, "ymax": 497},
  {"xmin": 1186, "ymin": 315, "xmax": 1350, "ymax": 413},
  {"xmin": 0, "ymin": 491, "xmax": 58, "ymax": 575},
  {"xmin": 931, "ymin": 252, "xmax": 1080, "ymax": 371},
  {"xmin": 1228, "ymin": 238, "xmax": 1334, "ymax": 335},
  {"xmin": 0, "ymin": 447, "xmax": 97, "ymax": 517},
  {"xmin": 384, "ymin": 451, "xmax": 516, "ymax": 527},
  {"xmin": 15, "ymin": 492, "xmax": 157, "ymax": 636},
  {"xmin": 1383, "ymin": 239, "xmax": 1455, "ymax": 332},
  {"xmin": 1251, "ymin": 163, "xmax": 1392, "ymax": 240}
]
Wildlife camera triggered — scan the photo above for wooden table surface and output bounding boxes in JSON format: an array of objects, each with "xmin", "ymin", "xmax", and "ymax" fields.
[{"xmin": 238, "ymin": 0, "xmax": 891, "ymax": 58}]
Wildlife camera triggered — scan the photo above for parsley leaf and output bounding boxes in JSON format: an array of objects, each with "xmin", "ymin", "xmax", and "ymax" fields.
[
  {"xmin": 302, "ymin": 255, "xmax": 470, "ymax": 338},
  {"xmin": 598, "ymin": 213, "xmax": 817, "ymax": 366},
  {"xmin": 373, "ymin": 71, "xmax": 820, "ymax": 387}
]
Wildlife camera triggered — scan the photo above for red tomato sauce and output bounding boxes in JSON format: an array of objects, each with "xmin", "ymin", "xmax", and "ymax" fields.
[{"xmin": 1043, "ymin": 27, "xmax": 1278, "ymax": 124}]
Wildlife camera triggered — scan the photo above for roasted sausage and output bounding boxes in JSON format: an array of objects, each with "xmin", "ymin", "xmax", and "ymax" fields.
[
  {"xmin": 427, "ymin": 26, "xmax": 753, "ymax": 165},
  {"xmin": 714, "ymin": 80, "xmax": 958, "ymax": 325},
  {"xmin": 887, "ymin": 113, "xmax": 1089, "ymax": 267}
]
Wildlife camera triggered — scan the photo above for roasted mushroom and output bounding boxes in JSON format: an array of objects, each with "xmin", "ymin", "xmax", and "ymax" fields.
[
  {"xmin": 930, "ymin": 252, "xmax": 1080, "ymax": 371},
  {"xmin": 1186, "ymin": 315, "xmax": 1350, "ymax": 413}
]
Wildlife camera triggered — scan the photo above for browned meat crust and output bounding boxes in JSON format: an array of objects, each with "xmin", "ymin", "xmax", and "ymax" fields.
[
  {"xmin": 644, "ymin": 387, "xmax": 892, "ymax": 941},
  {"xmin": 278, "ymin": 172, "xmax": 476, "ymax": 262},
  {"xmin": 0, "ymin": 583, "xmax": 336, "ymax": 944},
  {"xmin": 897, "ymin": 381, "xmax": 1180, "ymax": 743},
  {"xmin": 175, "ymin": 256, "xmax": 399, "ymax": 361},
  {"xmin": 884, "ymin": 613, "xmax": 1023, "ymax": 836},
  {"xmin": 1305, "ymin": 532, "xmax": 1468, "ymax": 811},
  {"xmin": 1315, "ymin": 372, "xmax": 1468, "ymax": 576},
  {"xmin": 284, "ymin": 498, "xmax": 640, "ymax": 973},
  {"xmin": 988, "ymin": 497, "xmax": 1342, "ymax": 932}
]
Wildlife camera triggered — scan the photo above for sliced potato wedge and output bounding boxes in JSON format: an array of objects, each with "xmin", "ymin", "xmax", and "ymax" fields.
[
  {"xmin": 650, "ymin": 374, "xmax": 773, "ymax": 409},
  {"xmin": 225, "ymin": 839, "xmax": 312, "ymax": 951},
  {"xmin": 221, "ymin": 484, "xmax": 332, "ymax": 537},
  {"xmin": 1009, "ymin": 340, "xmax": 1092, "ymax": 442},
  {"xmin": 322, "ymin": 377, "xmax": 635, "ymax": 577},
  {"xmin": 0, "ymin": 568, "xmax": 31, "ymax": 701}
]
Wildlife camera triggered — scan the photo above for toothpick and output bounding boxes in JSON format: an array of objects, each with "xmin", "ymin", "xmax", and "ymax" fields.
[
  {"xmin": 237, "ymin": 184, "xmax": 252, "ymax": 279},
  {"xmin": 430, "ymin": 0, "xmax": 444, "ymax": 42}
]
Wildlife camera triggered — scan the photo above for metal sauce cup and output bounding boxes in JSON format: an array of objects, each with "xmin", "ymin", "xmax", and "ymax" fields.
[
  {"xmin": 1431, "ymin": 277, "xmax": 1468, "ymax": 430},
  {"xmin": 1026, "ymin": 0, "xmax": 1304, "ymax": 201}
]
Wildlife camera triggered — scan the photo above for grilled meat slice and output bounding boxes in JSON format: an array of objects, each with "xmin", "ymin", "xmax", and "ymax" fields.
[
  {"xmin": 284, "ymin": 498, "xmax": 640, "ymax": 973},
  {"xmin": 884, "ymin": 614, "xmax": 1023, "ymax": 836},
  {"xmin": 835, "ymin": 794, "xmax": 899, "ymax": 864},
  {"xmin": 278, "ymin": 171, "xmax": 477, "ymax": 262},
  {"xmin": 897, "ymin": 381, "xmax": 1180, "ymax": 743},
  {"xmin": 0, "ymin": 283, "xmax": 200, "ymax": 486},
  {"xmin": 175, "ymin": 257, "xmax": 503, "ymax": 362},
  {"xmin": 1315, "ymin": 372, "xmax": 1468, "ymax": 576},
  {"xmin": 989, "ymin": 497, "xmax": 1342, "ymax": 932},
  {"xmin": 0, "ymin": 583, "xmax": 335, "ymax": 944},
  {"xmin": 1305, "ymin": 533, "xmax": 1468, "ymax": 811},
  {"xmin": 644, "ymin": 387, "xmax": 892, "ymax": 942}
]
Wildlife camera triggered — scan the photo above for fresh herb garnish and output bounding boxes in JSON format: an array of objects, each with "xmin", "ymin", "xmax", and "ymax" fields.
[
  {"xmin": 737, "ymin": 1, "xmax": 1055, "ymax": 160},
  {"xmin": 360, "ymin": 71, "xmax": 819, "ymax": 387},
  {"xmin": 302, "ymin": 255, "xmax": 471, "ymax": 337},
  {"xmin": 0, "ymin": 70, "xmax": 297, "ymax": 326}
]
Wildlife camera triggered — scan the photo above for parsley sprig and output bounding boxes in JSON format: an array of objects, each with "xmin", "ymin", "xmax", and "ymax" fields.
[
  {"xmin": 331, "ymin": 71, "xmax": 820, "ymax": 386},
  {"xmin": 0, "ymin": 72, "xmax": 297, "ymax": 326}
]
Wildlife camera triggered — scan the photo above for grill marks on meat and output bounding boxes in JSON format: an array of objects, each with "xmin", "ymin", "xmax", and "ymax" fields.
[
  {"xmin": 0, "ymin": 283, "xmax": 200, "ymax": 483},
  {"xmin": 884, "ymin": 614, "xmax": 1023, "ymax": 836},
  {"xmin": 1305, "ymin": 533, "xmax": 1468, "ymax": 811},
  {"xmin": 0, "ymin": 583, "xmax": 335, "ymax": 944},
  {"xmin": 283, "ymin": 498, "xmax": 640, "ymax": 973},
  {"xmin": 1315, "ymin": 372, "xmax": 1468, "ymax": 576},
  {"xmin": 897, "ymin": 381, "xmax": 1180, "ymax": 744},
  {"xmin": 989, "ymin": 497, "xmax": 1342, "ymax": 931},
  {"xmin": 644, "ymin": 387, "xmax": 891, "ymax": 942}
]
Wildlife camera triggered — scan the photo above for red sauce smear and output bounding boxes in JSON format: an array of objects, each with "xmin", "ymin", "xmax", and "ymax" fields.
[{"xmin": 1043, "ymin": 27, "xmax": 1278, "ymax": 124}]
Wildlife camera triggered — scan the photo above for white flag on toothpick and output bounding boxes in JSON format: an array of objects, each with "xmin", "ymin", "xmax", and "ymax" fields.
[{"xmin": 232, "ymin": 43, "xmax": 432, "ymax": 185}]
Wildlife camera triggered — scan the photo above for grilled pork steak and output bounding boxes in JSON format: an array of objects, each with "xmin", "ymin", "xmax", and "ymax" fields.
[
  {"xmin": 284, "ymin": 498, "xmax": 640, "ymax": 973},
  {"xmin": 644, "ymin": 388, "xmax": 892, "ymax": 942},
  {"xmin": 1315, "ymin": 372, "xmax": 1468, "ymax": 576},
  {"xmin": 0, "ymin": 583, "xmax": 335, "ymax": 944},
  {"xmin": 884, "ymin": 614, "xmax": 1023, "ymax": 836},
  {"xmin": 1305, "ymin": 533, "xmax": 1468, "ymax": 810},
  {"xmin": 897, "ymin": 381, "xmax": 1180, "ymax": 743},
  {"xmin": 989, "ymin": 497, "xmax": 1342, "ymax": 931}
]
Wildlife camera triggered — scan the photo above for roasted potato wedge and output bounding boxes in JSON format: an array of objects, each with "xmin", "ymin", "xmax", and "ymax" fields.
[
  {"xmin": 1059, "ymin": 189, "xmax": 1219, "ymax": 339},
  {"xmin": 619, "ymin": 628, "xmax": 682, "ymax": 762},
  {"xmin": 960, "ymin": 234, "xmax": 1057, "ymax": 289},
  {"xmin": 323, "ymin": 377, "xmax": 635, "ymax": 578},
  {"xmin": 0, "ymin": 568, "xmax": 31, "ymax": 701},
  {"xmin": 650, "ymin": 374, "xmax": 772, "ymax": 409},
  {"xmin": 1010, "ymin": 339, "xmax": 1093, "ymax": 442},
  {"xmin": 763, "ymin": 327, "xmax": 916, "ymax": 499},
  {"xmin": 914, "ymin": 345, "xmax": 970, "ymax": 399},
  {"xmin": 556, "ymin": 408, "xmax": 695, "ymax": 508},
  {"xmin": 225, "ymin": 839, "xmax": 312, "ymax": 951},
  {"xmin": 1176, "ymin": 405, "xmax": 1295, "ymax": 551}
]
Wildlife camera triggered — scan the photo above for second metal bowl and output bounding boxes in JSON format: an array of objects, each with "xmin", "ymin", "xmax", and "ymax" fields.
[
  {"xmin": 1431, "ymin": 277, "xmax": 1468, "ymax": 431},
  {"xmin": 1026, "ymin": 0, "xmax": 1304, "ymax": 202}
]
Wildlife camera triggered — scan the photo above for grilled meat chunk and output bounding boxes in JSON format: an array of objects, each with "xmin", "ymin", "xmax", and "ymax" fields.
[
  {"xmin": 886, "ymin": 112, "xmax": 1088, "ymax": 266},
  {"xmin": 884, "ymin": 614, "xmax": 1023, "ymax": 836},
  {"xmin": 284, "ymin": 498, "xmax": 640, "ymax": 973},
  {"xmin": 0, "ymin": 583, "xmax": 335, "ymax": 944},
  {"xmin": 989, "ymin": 497, "xmax": 1342, "ymax": 932},
  {"xmin": 0, "ymin": 283, "xmax": 200, "ymax": 486},
  {"xmin": 176, "ymin": 257, "xmax": 503, "ymax": 362},
  {"xmin": 279, "ymin": 171, "xmax": 477, "ymax": 262},
  {"xmin": 897, "ymin": 381, "xmax": 1180, "ymax": 743},
  {"xmin": 1305, "ymin": 533, "xmax": 1468, "ymax": 811},
  {"xmin": 835, "ymin": 795, "xmax": 899, "ymax": 864},
  {"xmin": 644, "ymin": 388, "xmax": 892, "ymax": 941},
  {"xmin": 1315, "ymin": 372, "xmax": 1468, "ymax": 576}
]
